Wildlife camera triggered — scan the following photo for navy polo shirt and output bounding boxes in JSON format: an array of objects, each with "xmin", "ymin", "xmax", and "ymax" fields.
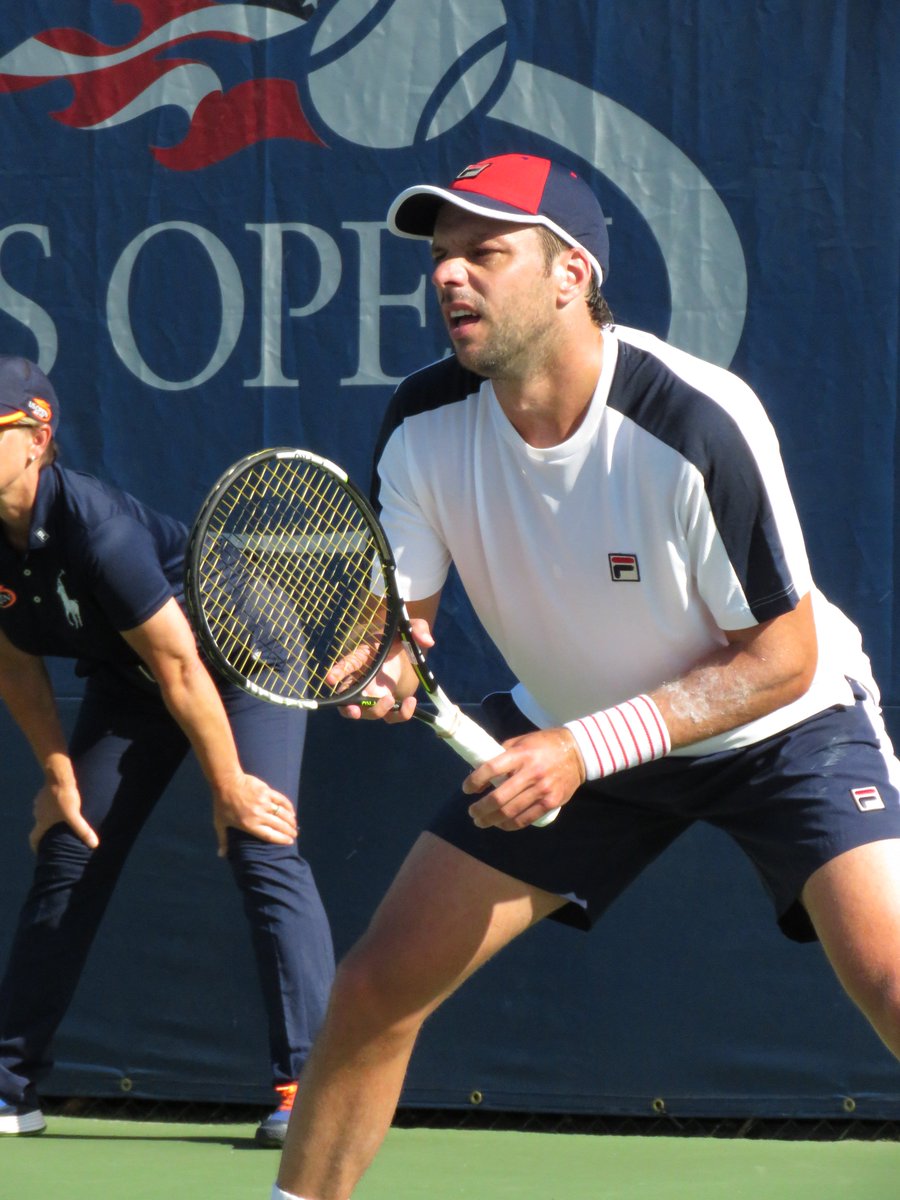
[{"xmin": 0, "ymin": 465, "xmax": 187, "ymax": 674}]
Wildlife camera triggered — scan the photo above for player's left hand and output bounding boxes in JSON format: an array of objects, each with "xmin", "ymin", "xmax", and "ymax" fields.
[
  {"xmin": 462, "ymin": 727, "xmax": 585, "ymax": 831},
  {"xmin": 212, "ymin": 773, "xmax": 298, "ymax": 856},
  {"xmin": 335, "ymin": 617, "xmax": 434, "ymax": 723}
]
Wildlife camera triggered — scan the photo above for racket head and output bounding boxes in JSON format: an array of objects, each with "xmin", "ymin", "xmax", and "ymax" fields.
[{"xmin": 185, "ymin": 447, "xmax": 402, "ymax": 707}]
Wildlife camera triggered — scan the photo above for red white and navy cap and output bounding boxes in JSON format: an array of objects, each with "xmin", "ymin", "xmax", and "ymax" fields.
[
  {"xmin": 0, "ymin": 356, "xmax": 59, "ymax": 434},
  {"xmin": 388, "ymin": 153, "xmax": 609, "ymax": 285}
]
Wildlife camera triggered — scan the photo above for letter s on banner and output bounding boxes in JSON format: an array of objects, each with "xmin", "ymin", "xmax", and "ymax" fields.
[{"xmin": 0, "ymin": 225, "xmax": 58, "ymax": 372}]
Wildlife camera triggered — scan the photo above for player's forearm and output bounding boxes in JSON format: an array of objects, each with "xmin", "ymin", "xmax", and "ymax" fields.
[
  {"xmin": 653, "ymin": 637, "xmax": 815, "ymax": 750},
  {"xmin": 563, "ymin": 654, "xmax": 809, "ymax": 783},
  {"xmin": 565, "ymin": 599, "xmax": 817, "ymax": 780},
  {"xmin": 0, "ymin": 661, "xmax": 76, "ymax": 787}
]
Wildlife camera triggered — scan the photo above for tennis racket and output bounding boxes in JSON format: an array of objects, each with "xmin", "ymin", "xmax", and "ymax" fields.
[{"xmin": 184, "ymin": 447, "xmax": 561, "ymax": 828}]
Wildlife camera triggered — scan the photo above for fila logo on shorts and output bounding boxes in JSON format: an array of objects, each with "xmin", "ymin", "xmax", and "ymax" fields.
[
  {"xmin": 851, "ymin": 786, "xmax": 886, "ymax": 813},
  {"xmin": 609, "ymin": 553, "xmax": 640, "ymax": 582}
]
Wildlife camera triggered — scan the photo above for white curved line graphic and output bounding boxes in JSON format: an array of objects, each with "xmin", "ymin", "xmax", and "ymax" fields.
[
  {"xmin": 78, "ymin": 64, "xmax": 222, "ymax": 130},
  {"xmin": 489, "ymin": 61, "xmax": 747, "ymax": 366},
  {"xmin": 0, "ymin": 6, "xmax": 303, "ymax": 78}
]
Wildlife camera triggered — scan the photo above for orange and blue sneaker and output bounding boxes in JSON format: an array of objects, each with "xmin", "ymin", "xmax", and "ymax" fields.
[{"xmin": 255, "ymin": 1082, "xmax": 297, "ymax": 1148}]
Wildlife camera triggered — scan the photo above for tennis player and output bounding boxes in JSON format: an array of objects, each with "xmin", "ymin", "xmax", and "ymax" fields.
[
  {"xmin": 0, "ymin": 357, "xmax": 335, "ymax": 1146},
  {"xmin": 273, "ymin": 153, "xmax": 900, "ymax": 1200}
]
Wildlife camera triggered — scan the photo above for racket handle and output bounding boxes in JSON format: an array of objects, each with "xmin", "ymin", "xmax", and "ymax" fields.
[
  {"xmin": 431, "ymin": 704, "xmax": 561, "ymax": 828},
  {"xmin": 531, "ymin": 806, "xmax": 561, "ymax": 827}
]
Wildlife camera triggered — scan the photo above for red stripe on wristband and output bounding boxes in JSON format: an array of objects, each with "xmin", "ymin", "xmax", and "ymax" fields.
[{"xmin": 565, "ymin": 695, "xmax": 671, "ymax": 782}]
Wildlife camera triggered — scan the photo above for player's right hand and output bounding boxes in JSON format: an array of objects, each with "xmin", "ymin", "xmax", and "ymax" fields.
[{"xmin": 462, "ymin": 727, "xmax": 584, "ymax": 830}]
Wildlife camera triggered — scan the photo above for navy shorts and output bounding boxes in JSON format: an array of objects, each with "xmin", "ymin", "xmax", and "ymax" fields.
[{"xmin": 428, "ymin": 686, "xmax": 900, "ymax": 942}]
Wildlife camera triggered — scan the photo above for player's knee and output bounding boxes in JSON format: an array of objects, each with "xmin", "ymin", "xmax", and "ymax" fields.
[{"xmin": 329, "ymin": 942, "xmax": 428, "ymax": 1039}]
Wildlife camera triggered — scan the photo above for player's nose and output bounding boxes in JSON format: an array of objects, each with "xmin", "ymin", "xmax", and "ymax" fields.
[{"xmin": 431, "ymin": 255, "xmax": 468, "ymax": 289}]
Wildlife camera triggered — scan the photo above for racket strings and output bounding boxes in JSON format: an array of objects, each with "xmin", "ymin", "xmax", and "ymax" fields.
[
  {"xmin": 201, "ymin": 464, "xmax": 332, "ymax": 690},
  {"xmin": 254, "ymin": 462, "xmax": 381, "ymax": 657},
  {"xmin": 196, "ymin": 457, "xmax": 390, "ymax": 701},
  {"xmin": 209, "ymin": 469, "xmax": 307, "ymax": 670}
]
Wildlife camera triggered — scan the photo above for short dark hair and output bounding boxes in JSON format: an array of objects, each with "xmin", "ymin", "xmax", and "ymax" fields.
[{"xmin": 536, "ymin": 226, "xmax": 614, "ymax": 329}]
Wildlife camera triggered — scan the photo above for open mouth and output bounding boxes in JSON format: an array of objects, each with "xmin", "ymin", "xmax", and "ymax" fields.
[{"xmin": 448, "ymin": 308, "xmax": 479, "ymax": 334}]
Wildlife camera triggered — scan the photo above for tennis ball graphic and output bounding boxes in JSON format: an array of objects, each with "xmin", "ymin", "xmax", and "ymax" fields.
[{"xmin": 307, "ymin": 0, "xmax": 509, "ymax": 148}]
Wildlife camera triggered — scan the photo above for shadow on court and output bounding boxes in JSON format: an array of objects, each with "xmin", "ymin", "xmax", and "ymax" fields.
[
  {"xmin": 4, "ymin": 1118, "xmax": 900, "ymax": 1199},
  {"xmin": 38, "ymin": 1127, "xmax": 262, "ymax": 1148}
]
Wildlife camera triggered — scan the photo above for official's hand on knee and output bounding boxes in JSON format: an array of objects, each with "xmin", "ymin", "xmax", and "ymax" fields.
[
  {"xmin": 30, "ymin": 778, "xmax": 100, "ymax": 853},
  {"xmin": 212, "ymin": 773, "xmax": 298, "ymax": 856}
]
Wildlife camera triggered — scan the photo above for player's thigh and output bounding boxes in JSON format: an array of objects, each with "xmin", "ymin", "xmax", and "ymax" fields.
[
  {"xmin": 343, "ymin": 831, "xmax": 565, "ymax": 1016},
  {"xmin": 802, "ymin": 837, "xmax": 900, "ymax": 1006}
]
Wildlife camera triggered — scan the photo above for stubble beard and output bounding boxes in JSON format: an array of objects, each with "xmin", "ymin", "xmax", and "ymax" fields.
[{"xmin": 453, "ymin": 306, "xmax": 556, "ymax": 382}]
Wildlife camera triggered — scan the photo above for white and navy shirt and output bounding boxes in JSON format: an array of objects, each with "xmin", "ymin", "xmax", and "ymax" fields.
[
  {"xmin": 374, "ymin": 326, "xmax": 874, "ymax": 756},
  {"xmin": 0, "ymin": 465, "xmax": 186, "ymax": 678}
]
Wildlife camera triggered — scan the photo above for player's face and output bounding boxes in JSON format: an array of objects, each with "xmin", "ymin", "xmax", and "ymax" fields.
[
  {"xmin": 0, "ymin": 423, "xmax": 39, "ymax": 499},
  {"xmin": 430, "ymin": 207, "xmax": 560, "ymax": 380}
]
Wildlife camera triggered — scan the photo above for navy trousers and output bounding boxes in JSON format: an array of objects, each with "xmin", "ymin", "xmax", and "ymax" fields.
[{"xmin": 0, "ymin": 666, "xmax": 335, "ymax": 1103}]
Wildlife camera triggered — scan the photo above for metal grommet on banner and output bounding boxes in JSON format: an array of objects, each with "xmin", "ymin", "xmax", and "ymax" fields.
[
  {"xmin": 468, "ymin": 1089, "xmax": 484, "ymax": 1106},
  {"xmin": 119, "ymin": 1077, "xmax": 134, "ymax": 1093},
  {"xmin": 651, "ymin": 1096, "xmax": 666, "ymax": 1114}
]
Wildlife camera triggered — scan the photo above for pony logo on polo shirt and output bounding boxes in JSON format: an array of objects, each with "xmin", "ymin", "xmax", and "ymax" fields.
[
  {"xmin": 609, "ymin": 553, "xmax": 640, "ymax": 582},
  {"xmin": 851, "ymin": 786, "xmax": 885, "ymax": 813},
  {"xmin": 0, "ymin": 584, "xmax": 16, "ymax": 608},
  {"xmin": 55, "ymin": 571, "xmax": 83, "ymax": 629}
]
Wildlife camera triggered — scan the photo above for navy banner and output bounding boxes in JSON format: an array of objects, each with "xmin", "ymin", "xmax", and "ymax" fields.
[{"xmin": 0, "ymin": 1, "xmax": 898, "ymax": 1114}]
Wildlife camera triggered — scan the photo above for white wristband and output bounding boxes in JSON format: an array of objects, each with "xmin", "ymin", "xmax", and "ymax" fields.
[
  {"xmin": 564, "ymin": 695, "xmax": 671, "ymax": 782},
  {"xmin": 271, "ymin": 1187, "xmax": 309, "ymax": 1200}
]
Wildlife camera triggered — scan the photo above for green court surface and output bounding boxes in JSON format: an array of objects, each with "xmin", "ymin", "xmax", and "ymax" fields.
[{"xmin": 3, "ymin": 1116, "xmax": 899, "ymax": 1199}]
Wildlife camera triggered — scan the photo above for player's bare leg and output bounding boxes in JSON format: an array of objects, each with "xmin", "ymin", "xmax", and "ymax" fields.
[
  {"xmin": 276, "ymin": 831, "xmax": 564, "ymax": 1200},
  {"xmin": 802, "ymin": 838, "xmax": 900, "ymax": 1058}
]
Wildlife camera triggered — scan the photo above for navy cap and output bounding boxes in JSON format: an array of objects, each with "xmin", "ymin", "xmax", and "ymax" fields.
[
  {"xmin": 0, "ymin": 357, "xmax": 58, "ymax": 434},
  {"xmin": 388, "ymin": 153, "xmax": 609, "ymax": 285}
]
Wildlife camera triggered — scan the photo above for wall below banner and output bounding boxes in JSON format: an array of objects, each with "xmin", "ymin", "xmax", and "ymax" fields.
[{"xmin": 1, "ymin": 693, "xmax": 898, "ymax": 1118}]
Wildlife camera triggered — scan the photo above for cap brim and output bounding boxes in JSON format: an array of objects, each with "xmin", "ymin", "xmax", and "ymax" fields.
[{"xmin": 387, "ymin": 185, "xmax": 604, "ymax": 285}]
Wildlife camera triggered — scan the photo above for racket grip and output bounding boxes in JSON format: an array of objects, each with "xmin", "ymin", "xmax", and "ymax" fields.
[
  {"xmin": 531, "ymin": 805, "xmax": 561, "ymax": 827},
  {"xmin": 434, "ymin": 706, "xmax": 561, "ymax": 828}
]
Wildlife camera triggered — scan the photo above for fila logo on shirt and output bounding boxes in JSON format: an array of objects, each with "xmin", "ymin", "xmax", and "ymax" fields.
[
  {"xmin": 851, "ymin": 786, "xmax": 885, "ymax": 813},
  {"xmin": 609, "ymin": 553, "xmax": 640, "ymax": 582},
  {"xmin": 0, "ymin": 584, "xmax": 15, "ymax": 609}
]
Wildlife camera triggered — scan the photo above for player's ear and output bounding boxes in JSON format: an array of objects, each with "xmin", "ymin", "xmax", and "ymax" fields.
[{"xmin": 555, "ymin": 246, "xmax": 592, "ymax": 307}]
